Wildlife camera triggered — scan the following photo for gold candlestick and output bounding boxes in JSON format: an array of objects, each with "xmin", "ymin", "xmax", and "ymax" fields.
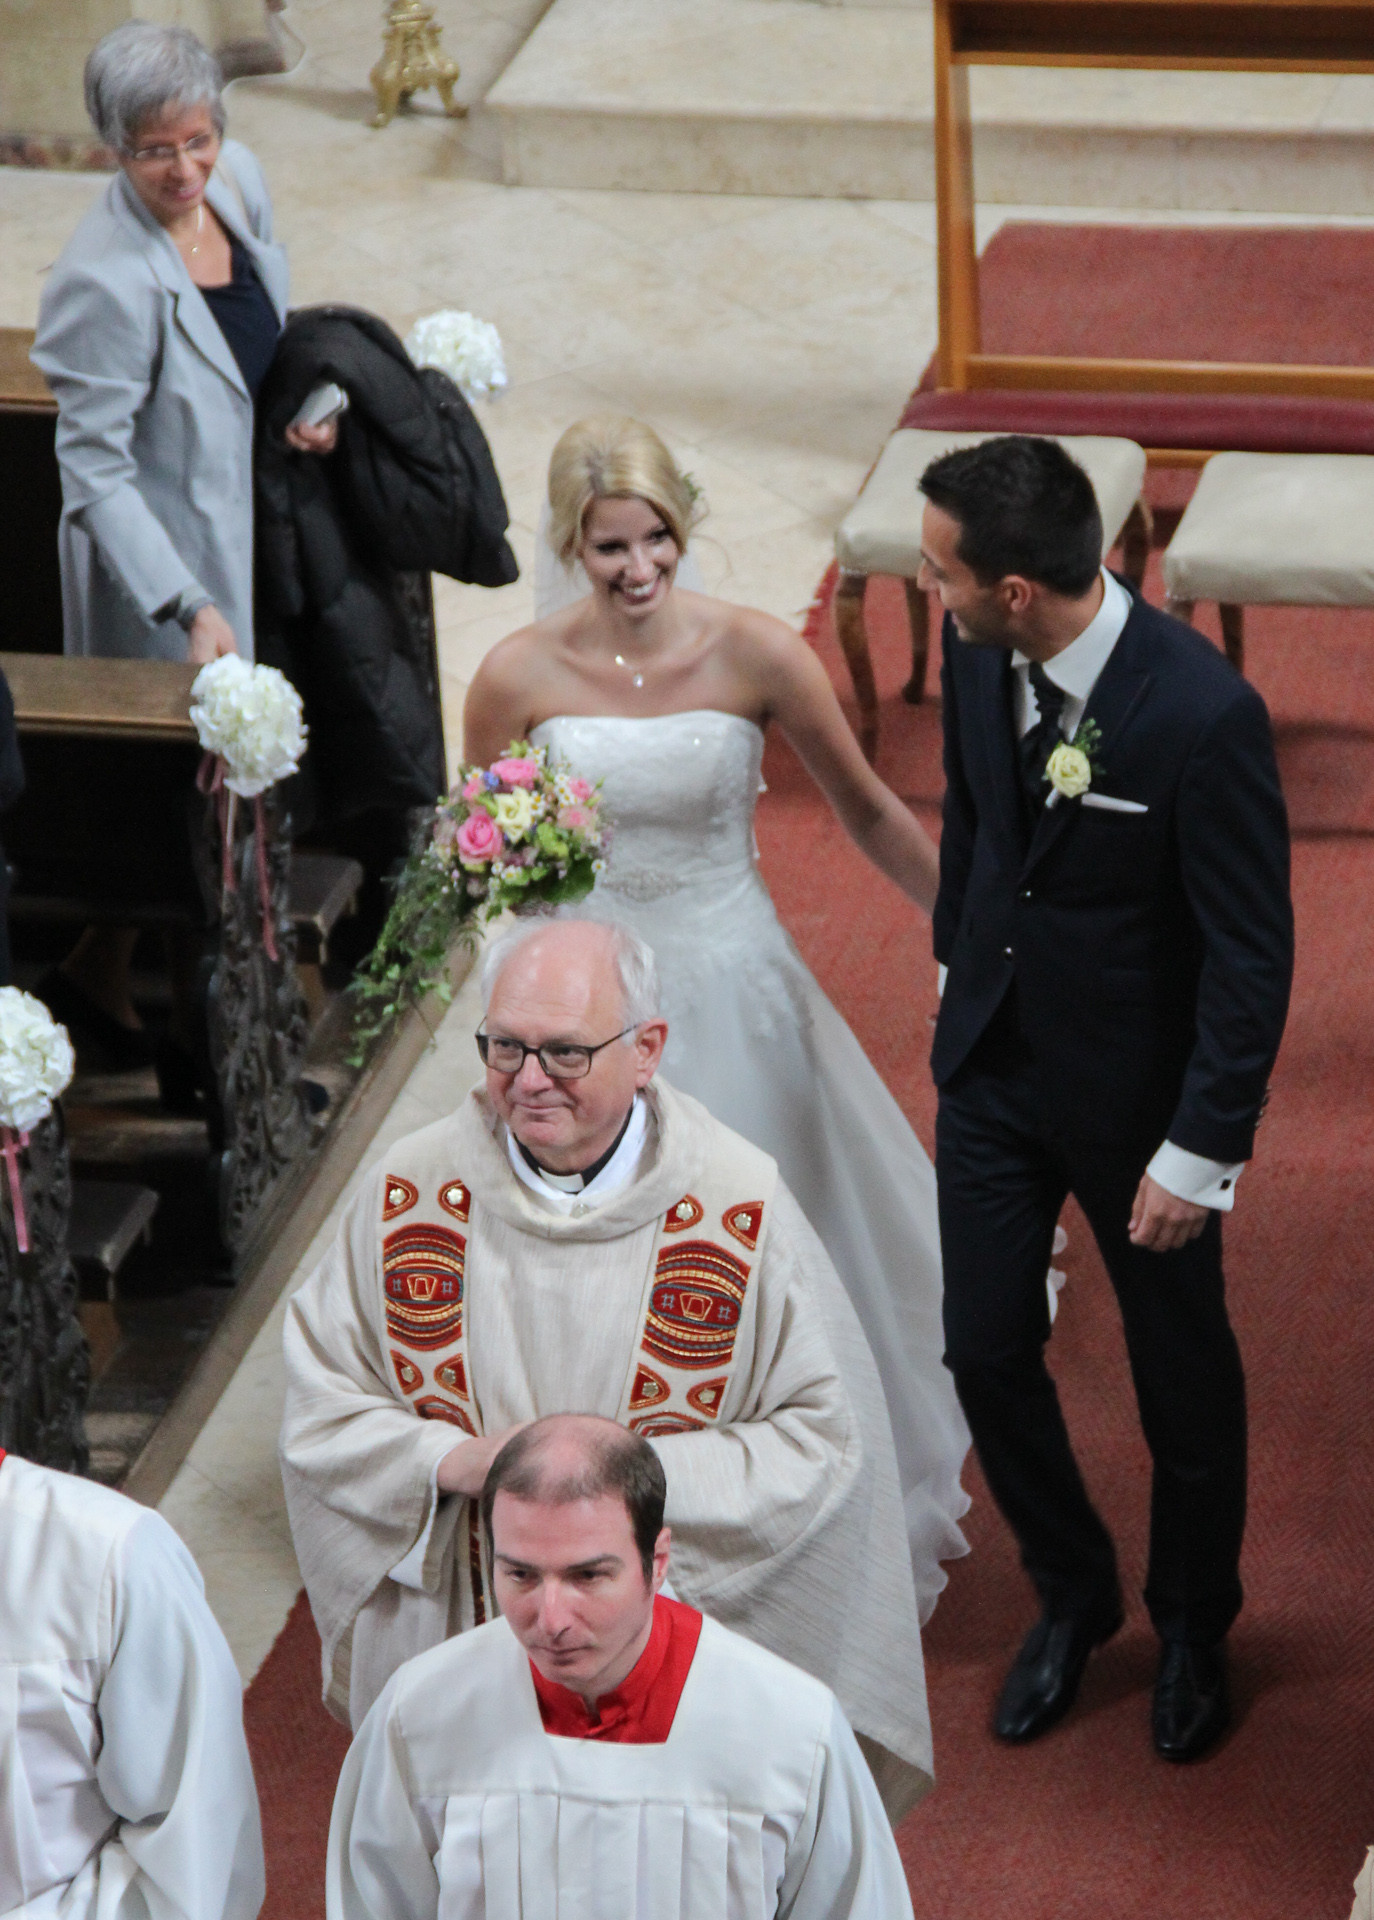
[{"xmin": 370, "ymin": 0, "xmax": 464, "ymax": 128}]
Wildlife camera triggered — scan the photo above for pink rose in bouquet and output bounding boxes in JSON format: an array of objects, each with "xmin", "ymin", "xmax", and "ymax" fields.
[
  {"xmin": 461, "ymin": 773, "xmax": 487, "ymax": 801},
  {"xmin": 557, "ymin": 805, "xmax": 590, "ymax": 831},
  {"xmin": 567, "ymin": 777, "xmax": 593, "ymax": 802},
  {"xmin": 456, "ymin": 810, "xmax": 502, "ymax": 864},
  {"xmin": 492, "ymin": 756, "xmax": 539, "ymax": 788}
]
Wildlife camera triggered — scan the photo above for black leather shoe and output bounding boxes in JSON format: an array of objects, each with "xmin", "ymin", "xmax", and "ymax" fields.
[
  {"xmin": 1152, "ymin": 1641, "xmax": 1229, "ymax": 1762},
  {"xmin": 994, "ymin": 1605, "xmax": 1124, "ymax": 1743}
]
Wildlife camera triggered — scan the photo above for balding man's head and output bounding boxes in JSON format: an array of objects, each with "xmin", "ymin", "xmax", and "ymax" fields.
[
  {"xmin": 484, "ymin": 1416, "xmax": 672, "ymax": 1702},
  {"xmin": 484, "ymin": 1414, "xmax": 667, "ymax": 1582},
  {"xmin": 479, "ymin": 920, "xmax": 667, "ymax": 1175}
]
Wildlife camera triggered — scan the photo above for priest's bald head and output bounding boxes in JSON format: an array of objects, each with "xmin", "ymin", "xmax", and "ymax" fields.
[
  {"xmin": 479, "ymin": 920, "xmax": 668, "ymax": 1174},
  {"xmin": 483, "ymin": 1414, "xmax": 671, "ymax": 1705}
]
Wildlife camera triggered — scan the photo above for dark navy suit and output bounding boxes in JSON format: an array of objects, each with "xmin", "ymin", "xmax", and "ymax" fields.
[{"xmin": 933, "ymin": 586, "xmax": 1293, "ymax": 1644}]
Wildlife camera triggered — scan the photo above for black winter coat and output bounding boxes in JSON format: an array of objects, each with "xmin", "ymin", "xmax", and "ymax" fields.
[{"xmin": 255, "ymin": 306, "xmax": 518, "ymax": 829}]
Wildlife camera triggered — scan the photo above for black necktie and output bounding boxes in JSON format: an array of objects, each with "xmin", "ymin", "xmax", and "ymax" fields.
[{"xmin": 1019, "ymin": 662, "xmax": 1068, "ymax": 814}]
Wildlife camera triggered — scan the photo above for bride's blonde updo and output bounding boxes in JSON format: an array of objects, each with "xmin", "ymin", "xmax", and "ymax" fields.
[{"xmin": 547, "ymin": 416, "xmax": 701, "ymax": 565}]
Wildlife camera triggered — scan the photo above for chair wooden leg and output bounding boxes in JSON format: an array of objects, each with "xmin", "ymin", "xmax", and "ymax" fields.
[
  {"xmin": 901, "ymin": 579, "xmax": 931, "ymax": 704},
  {"xmin": 1219, "ymin": 603, "xmax": 1245, "ymax": 674},
  {"xmin": 833, "ymin": 569, "xmax": 879, "ymax": 763},
  {"xmin": 1120, "ymin": 497, "xmax": 1154, "ymax": 589},
  {"xmin": 1165, "ymin": 595, "xmax": 1196, "ymax": 628}
]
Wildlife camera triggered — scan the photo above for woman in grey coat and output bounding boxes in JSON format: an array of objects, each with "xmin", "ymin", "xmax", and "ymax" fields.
[
  {"xmin": 32, "ymin": 20, "xmax": 334, "ymax": 669},
  {"xmin": 31, "ymin": 21, "xmax": 333, "ymax": 1059}
]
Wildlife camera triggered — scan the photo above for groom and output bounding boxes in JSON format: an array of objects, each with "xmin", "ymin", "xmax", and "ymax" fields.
[{"xmin": 919, "ymin": 436, "xmax": 1293, "ymax": 1762}]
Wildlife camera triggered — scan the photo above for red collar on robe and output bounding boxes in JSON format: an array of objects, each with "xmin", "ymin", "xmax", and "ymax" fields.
[{"xmin": 529, "ymin": 1594, "xmax": 703, "ymax": 1743}]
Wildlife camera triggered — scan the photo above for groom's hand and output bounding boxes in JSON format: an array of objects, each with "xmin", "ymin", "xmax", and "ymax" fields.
[{"xmin": 1129, "ymin": 1174, "xmax": 1209, "ymax": 1252}]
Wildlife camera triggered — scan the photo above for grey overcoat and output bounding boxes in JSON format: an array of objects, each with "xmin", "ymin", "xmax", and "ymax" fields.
[{"xmin": 31, "ymin": 140, "xmax": 289, "ymax": 662}]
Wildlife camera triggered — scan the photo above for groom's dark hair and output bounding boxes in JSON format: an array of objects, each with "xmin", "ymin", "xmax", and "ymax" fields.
[{"xmin": 920, "ymin": 435, "xmax": 1102, "ymax": 596}]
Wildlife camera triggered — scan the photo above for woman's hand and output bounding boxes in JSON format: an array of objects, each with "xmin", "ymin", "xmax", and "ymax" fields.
[
  {"xmin": 284, "ymin": 419, "xmax": 339, "ymax": 456},
  {"xmin": 186, "ymin": 605, "xmax": 239, "ymax": 665}
]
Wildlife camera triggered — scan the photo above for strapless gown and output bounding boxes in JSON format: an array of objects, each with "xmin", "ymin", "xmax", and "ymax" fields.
[{"xmin": 531, "ymin": 711, "xmax": 971, "ymax": 1619}]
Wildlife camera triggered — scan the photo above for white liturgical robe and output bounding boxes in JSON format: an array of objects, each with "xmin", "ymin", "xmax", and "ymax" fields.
[
  {"xmin": 327, "ymin": 1611, "xmax": 917, "ymax": 1920},
  {"xmin": 281, "ymin": 1080, "xmax": 933, "ymax": 1817},
  {"xmin": 0, "ymin": 1451, "xmax": 265, "ymax": 1920}
]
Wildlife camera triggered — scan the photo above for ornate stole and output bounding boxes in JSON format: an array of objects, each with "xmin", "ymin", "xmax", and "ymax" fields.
[
  {"xmin": 377, "ymin": 1132, "xmax": 777, "ymax": 1616},
  {"xmin": 615, "ymin": 1142, "xmax": 777, "ymax": 1437}
]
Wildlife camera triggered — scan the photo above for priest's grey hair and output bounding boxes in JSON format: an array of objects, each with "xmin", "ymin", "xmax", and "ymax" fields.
[
  {"xmin": 85, "ymin": 23, "xmax": 226, "ymax": 154},
  {"xmin": 480, "ymin": 916, "xmax": 661, "ymax": 1032}
]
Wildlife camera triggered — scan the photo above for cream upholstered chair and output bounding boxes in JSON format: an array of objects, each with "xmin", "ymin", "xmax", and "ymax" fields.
[
  {"xmin": 832, "ymin": 429, "xmax": 1151, "ymax": 759},
  {"xmin": 1163, "ymin": 451, "xmax": 1374, "ymax": 675}
]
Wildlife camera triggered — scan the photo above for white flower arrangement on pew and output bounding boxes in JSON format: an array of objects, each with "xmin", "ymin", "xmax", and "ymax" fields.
[
  {"xmin": 0, "ymin": 988, "xmax": 75, "ymax": 1252},
  {"xmin": 190, "ymin": 656, "xmax": 308, "ymax": 961},
  {"xmin": 189, "ymin": 655, "xmax": 307, "ymax": 798},
  {"xmin": 404, "ymin": 309, "xmax": 508, "ymax": 402}
]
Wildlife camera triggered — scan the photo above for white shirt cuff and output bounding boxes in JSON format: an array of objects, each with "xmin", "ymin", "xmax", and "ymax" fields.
[
  {"xmin": 937, "ymin": 963, "xmax": 948, "ymax": 997},
  {"xmin": 1147, "ymin": 1141, "xmax": 1244, "ymax": 1212}
]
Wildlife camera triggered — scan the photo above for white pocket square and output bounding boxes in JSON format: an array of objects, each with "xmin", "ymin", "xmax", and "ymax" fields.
[{"xmin": 1081, "ymin": 794, "xmax": 1148, "ymax": 814}]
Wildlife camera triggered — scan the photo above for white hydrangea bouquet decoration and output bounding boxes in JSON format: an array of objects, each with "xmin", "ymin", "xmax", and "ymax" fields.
[
  {"xmin": 404, "ymin": 309, "xmax": 508, "ymax": 402},
  {"xmin": 350, "ymin": 741, "xmax": 607, "ymax": 1058},
  {"xmin": 190, "ymin": 656, "xmax": 308, "ymax": 960},
  {"xmin": 0, "ymin": 987, "xmax": 75, "ymax": 1252}
]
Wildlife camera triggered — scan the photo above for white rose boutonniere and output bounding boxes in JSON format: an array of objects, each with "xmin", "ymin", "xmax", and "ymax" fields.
[{"xmin": 1044, "ymin": 717, "xmax": 1104, "ymax": 807}]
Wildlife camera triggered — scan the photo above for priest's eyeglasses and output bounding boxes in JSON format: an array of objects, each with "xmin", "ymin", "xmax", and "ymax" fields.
[{"xmin": 476, "ymin": 1026, "xmax": 635, "ymax": 1080}]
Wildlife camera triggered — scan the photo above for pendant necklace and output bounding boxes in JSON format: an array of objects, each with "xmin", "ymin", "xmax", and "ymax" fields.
[
  {"xmin": 614, "ymin": 654, "xmax": 645, "ymax": 689},
  {"xmin": 187, "ymin": 204, "xmax": 203, "ymax": 258}
]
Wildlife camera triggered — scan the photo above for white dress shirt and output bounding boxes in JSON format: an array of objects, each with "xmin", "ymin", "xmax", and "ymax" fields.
[{"xmin": 953, "ymin": 569, "xmax": 1242, "ymax": 1212}]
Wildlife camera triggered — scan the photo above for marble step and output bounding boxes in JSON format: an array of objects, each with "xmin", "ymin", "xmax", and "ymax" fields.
[{"xmin": 484, "ymin": 0, "xmax": 1374, "ymax": 212}]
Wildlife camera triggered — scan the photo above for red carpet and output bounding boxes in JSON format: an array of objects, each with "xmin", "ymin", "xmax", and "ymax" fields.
[{"xmin": 242, "ymin": 226, "xmax": 1374, "ymax": 1917}]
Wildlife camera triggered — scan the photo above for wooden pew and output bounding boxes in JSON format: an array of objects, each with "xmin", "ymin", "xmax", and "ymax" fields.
[{"xmin": 1, "ymin": 651, "xmax": 314, "ymax": 1267}]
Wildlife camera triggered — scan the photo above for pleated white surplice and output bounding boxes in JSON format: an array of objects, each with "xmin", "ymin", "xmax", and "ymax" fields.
[{"xmin": 328, "ymin": 1615, "xmax": 913, "ymax": 1920}]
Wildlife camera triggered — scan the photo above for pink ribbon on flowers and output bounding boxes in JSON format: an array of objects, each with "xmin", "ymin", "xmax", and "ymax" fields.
[
  {"xmin": 1, "ymin": 1126, "xmax": 31, "ymax": 1254},
  {"xmin": 196, "ymin": 755, "xmax": 278, "ymax": 961},
  {"xmin": 196, "ymin": 752, "xmax": 236, "ymax": 894},
  {"xmin": 253, "ymin": 794, "xmax": 279, "ymax": 962}
]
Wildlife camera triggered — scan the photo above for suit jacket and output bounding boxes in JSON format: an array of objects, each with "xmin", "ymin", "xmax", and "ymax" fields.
[
  {"xmin": 31, "ymin": 141, "xmax": 289, "ymax": 663},
  {"xmin": 932, "ymin": 587, "xmax": 1294, "ymax": 1161}
]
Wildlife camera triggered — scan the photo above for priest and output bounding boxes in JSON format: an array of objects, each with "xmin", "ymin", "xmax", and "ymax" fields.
[
  {"xmin": 327, "ymin": 1414, "xmax": 917, "ymax": 1920},
  {"xmin": 0, "ymin": 1447, "xmax": 264, "ymax": 1920},
  {"xmin": 281, "ymin": 917, "xmax": 932, "ymax": 1815}
]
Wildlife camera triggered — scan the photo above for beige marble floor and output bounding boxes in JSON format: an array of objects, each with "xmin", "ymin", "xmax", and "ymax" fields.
[{"xmin": 5, "ymin": 0, "xmax": 1374, "ymax": 1681}]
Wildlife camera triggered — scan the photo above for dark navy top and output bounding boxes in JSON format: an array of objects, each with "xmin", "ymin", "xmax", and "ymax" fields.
[{"xmin": 201, "ymin": 236, "xmax": 280, "ymax": 400}]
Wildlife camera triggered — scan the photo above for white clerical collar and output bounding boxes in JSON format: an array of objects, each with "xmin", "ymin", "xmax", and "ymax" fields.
[
  {"xmin": 505, "ymin": 1094, "xmax": 650, "ymax": 1217},
  {"xmin": 1012, "ymin": 568, "xmax": 1132, "ymax": 704}
]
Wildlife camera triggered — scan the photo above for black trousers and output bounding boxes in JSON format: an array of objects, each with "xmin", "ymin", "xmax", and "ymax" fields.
[{"xmin": 935, "ymin": 1008, "xmax": 1247, "ymax": 1647}]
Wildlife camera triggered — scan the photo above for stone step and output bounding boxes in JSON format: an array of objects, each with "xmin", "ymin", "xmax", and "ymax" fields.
[{"xmin": 485, "ymin": 0, "xmax": 1374, "ymax": 213}]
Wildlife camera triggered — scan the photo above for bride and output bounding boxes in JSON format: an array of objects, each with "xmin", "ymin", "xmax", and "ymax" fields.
[{"xmin": 464, "ymin": 415, "xmax": 970, "ymax": 1618}]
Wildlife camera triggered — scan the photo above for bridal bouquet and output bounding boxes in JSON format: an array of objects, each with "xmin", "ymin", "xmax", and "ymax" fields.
[
  {"xmin": 0, "ymin": 987, "xmax": 76, "ymax": 1253},
  {"xmin": 404, "ymin": 310, "xmax": 508, "ymax": 403},
  {"xmin": 349, "ymin": 742, "xmax": 607, "ymax": 1057}
]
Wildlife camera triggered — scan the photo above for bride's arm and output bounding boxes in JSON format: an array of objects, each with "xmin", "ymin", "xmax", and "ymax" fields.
[
  {"xmin": 742, "ymin": 611, "xmax": 940, "ymax": 916},
  {"xmin": 462, "ymin": 630, "xmax": 544, "ymax": 767}
]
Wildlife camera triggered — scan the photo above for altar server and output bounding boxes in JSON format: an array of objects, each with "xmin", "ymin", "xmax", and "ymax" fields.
[
  {"xmin": 0, "ymin": 1448, "xmax": 264, "ymax": 1920},
  {"xmin": 281, "ymin": 918, "xmax": 932, "ymax": 1816},
  {"xmin": 328, "ymin": 1415, "xmax": 916, "ymax": 1920}
]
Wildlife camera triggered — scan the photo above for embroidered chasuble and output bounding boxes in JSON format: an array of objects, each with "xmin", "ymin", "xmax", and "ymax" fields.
[
  {"xmin": 327, "ymin": 1610, "xmax": 917, "ymax": 1920},
  {"xmin": 0, "ymin": 1451, "xmax": 264, "ymax": 1920},
  {"xmin": 282, "ymin": 1079, "xmax": 934, "ymax": 1817}
]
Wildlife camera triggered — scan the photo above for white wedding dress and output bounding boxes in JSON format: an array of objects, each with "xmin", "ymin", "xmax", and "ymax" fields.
[{"xmin": 530, "ymin": 710, "xmax": 971, "ymax": 1620}]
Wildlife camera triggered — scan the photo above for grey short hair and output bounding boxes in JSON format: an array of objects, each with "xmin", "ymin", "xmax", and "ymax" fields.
[
  {"xmin": 480, "ymin": 916, "xmax": 662, "ymax": 1030},
  {"xmin": 85, "ymin": 23, "xmax": 225, "ymax": 154}
]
